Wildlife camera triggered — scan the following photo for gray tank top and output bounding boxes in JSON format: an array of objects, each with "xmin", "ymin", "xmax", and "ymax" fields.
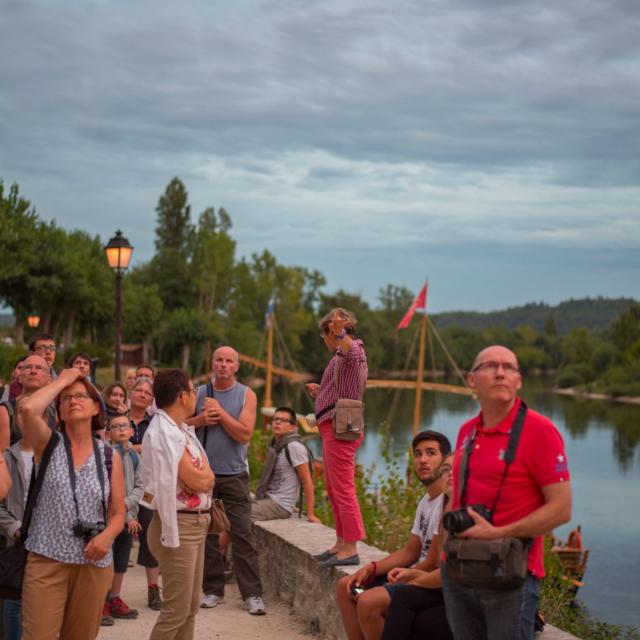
[{"xmin": 196, "ymin": 381, "xmax": 248, "ymax": 476}]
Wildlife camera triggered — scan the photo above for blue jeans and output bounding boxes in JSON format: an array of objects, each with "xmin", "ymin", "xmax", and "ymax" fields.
[
  {"xmin": 441, "ymin": 564, "xmax": 540, "ymax": 640},
  {"xmin": 3, "ymin": 598, "xmax": 22, "ymax": 640}
]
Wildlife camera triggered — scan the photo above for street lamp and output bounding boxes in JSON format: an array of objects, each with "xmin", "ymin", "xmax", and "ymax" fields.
[
  {"xmin": 104, "ymin": 230, "xmax": 134, "ymax": 381},
  {"xmin": 26, "ymin": 314, "xmax": 40, "ymax": 328}
]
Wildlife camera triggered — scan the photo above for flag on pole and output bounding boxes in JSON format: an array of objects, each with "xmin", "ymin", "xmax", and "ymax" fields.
[
  {"xmin": 396, "ymin": 282, "xmax": 428, "ymax": 330},
  {"xmin": 264, "ymin": 293, "xmax": 276, "ymax": 329}
]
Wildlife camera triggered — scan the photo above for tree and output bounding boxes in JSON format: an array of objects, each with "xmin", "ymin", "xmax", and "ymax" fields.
[
  {"xmin": 154, "ymin": 177, "xmax": 193, "ymax": 253},
  {"xmin": 147, "ymin": 178, "xmax": 196, "ymax": 310},
  {"xmin": 0, "ymin": 181, "xmax": 39, "ymax": 342},
  {"xmin": 122, "ymin": 280, "xmax": 164, "ymax": 363},
  {"xmin": 191, "ymin": 207, "xmax": 236, "ymax": 320}
]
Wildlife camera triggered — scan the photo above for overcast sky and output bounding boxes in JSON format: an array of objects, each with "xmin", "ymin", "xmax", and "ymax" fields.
[{"xmin": 1, "ymin": 0, "xmax": 639, "ymax": 312}]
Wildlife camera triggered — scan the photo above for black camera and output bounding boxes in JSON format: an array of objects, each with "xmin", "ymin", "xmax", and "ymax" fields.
[
  {"xmin": 443, "ymin": 504, "xmax": 493, "ymax": 535},
  {"xmin": 72, "ymin": 520, "xmax": 105, "ymax": 544}
]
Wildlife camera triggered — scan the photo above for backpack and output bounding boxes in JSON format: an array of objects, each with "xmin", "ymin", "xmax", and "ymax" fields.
[
  {"xmin": 1, "ymin": 400, "xmax": 19, "ymax": 446},
  {"xmin": 280, "ymin": 436, "xmax": 315, "ymax": 518}
]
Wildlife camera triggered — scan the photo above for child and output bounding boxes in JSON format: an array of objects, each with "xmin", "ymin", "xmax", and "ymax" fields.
[{"xmin": 102, "ymin": 413, "xmax": 143, "ymax": 626}]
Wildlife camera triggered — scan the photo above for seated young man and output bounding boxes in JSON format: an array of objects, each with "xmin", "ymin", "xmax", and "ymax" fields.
[
  {"xmin": 336, "ymin": 429, "xmax": 451, "ymax": 640},
  {"xmin": 252, "ymin": 406, "xmax": 320, "ymax": 523}
]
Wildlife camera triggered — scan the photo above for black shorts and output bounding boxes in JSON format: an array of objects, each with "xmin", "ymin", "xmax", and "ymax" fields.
[
  {"xmin": 113, "ymin": 529, "xmax": 133, "ymax": 574},
  {"xmin": 137, "ymin": 505, "xmax": 159, "ymax": 569}
]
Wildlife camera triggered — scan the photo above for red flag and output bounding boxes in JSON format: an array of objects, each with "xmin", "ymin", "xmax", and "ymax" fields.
[{"xmin": 396, "ymin": 283, "xmax": 428, "ymax": 330}]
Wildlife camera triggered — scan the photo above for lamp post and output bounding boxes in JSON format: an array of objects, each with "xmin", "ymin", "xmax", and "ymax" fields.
[
  {"xmin": 26, "ymin": 314, "xmax": 40, "ymax": 328},
  {"xmin": 104, "ymin": 230, "xmax": 133, "ymax": 381}
]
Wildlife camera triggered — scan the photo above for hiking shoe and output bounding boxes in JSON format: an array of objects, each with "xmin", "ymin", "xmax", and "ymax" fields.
[
  {"xmin": 245, "ymin": 596, "xmax": 266, "ymax": 616},
  {"xmin": 101, "ymin": 601, "xmax": 114, "ymax": 626},
  {"xmin": 109, "ymin": 596, "xmax": 139, "ymax": 619},
  {"xmin": 200, "ymin": 593, "xmax": 225, "ymax": 608},
  {"xmin": 148, "ymin": 584, "xmax": 162, "ymax": 610}
]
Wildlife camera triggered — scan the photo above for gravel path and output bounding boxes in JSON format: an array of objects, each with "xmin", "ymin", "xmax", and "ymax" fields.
[{"xmin": 98, "ymin": 560, "xmax": 311, "ymax": 640}]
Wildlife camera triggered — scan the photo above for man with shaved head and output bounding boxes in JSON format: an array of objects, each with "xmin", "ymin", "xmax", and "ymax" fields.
[
  {"xmin": 188, "ymin": 346, "xmax": 265, "ymax": 615},
  {"xmin": 441, "ymin": 345, "xmax": 572, "ymax": 640}
]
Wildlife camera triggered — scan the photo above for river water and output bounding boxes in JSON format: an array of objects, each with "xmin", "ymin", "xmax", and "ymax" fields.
[{"xmin": 279, "ymin": 382, "xmax": 640, "ymax": 628}]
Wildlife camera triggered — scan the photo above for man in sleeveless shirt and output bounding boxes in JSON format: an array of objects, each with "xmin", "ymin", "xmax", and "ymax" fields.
[{"xmin": 188, "ymin": 346, "xmax": 265, "ymax": 615}]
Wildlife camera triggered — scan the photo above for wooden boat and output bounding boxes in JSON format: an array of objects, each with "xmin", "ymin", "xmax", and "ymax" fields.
[{"xmin": 551, "ymin": 525, "xmax": 589, "ymax": 596}]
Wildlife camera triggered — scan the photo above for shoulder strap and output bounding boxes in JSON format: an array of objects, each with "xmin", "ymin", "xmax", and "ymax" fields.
[
  {"xmin": 103, "ymin": 442, "xmax": 113, "ymax": 481},
  {"xmin": 21, "ymin": 432, "xmax": 60, "ymax": 541},
  {"xmin": 93, "ymin": 439, "xmax": 109, "ymax": 524},
  {"xmin": 459, "ymin": 401, "xmax": 528, "ymax": 510},
  {"xmin": 2, "ymin": 400, "xmax": 18, "ymax": 444}
]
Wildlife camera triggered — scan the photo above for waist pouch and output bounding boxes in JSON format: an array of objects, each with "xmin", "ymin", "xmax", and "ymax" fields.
[
  {"xmin": 333, "ymin": 398, "xmax": 365, "ymax": 441},
  {"xmin": 444, "ymin": 537, "xmax": 530, "ymax": 590}
]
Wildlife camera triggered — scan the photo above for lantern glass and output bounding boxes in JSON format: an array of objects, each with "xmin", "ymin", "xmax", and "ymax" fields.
[{"xmin": 104, "ymin": 231, "xmax": 134, "ymax": 272}]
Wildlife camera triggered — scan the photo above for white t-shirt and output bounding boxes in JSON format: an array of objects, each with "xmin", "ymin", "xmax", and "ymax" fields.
[
  {"xmin": 411, "ymin": 493, "xmax": 444, "ymax": 561},
  {"xmin": 266, "ymin": 440, "xmax": 310, "ymax": 513}
]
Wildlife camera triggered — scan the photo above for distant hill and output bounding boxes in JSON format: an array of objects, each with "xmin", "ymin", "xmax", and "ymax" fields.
[{"xmin": 431, "ymin": 297, "xmax": 637, "ymax": 335}]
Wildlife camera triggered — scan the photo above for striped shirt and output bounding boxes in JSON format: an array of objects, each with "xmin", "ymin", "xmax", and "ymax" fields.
[{"xmin": 315, "ymin": 339, "xmax": 368, "ymax": 422}]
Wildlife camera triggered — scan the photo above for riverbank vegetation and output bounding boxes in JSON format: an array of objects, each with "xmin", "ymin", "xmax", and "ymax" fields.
[
  {"xmin": 1, "ymin": 176, "xmax": 639, "ymax": 402},
  {"xmin": 250, "ymin": 427, "xmax": 638, "ymax": 640}
]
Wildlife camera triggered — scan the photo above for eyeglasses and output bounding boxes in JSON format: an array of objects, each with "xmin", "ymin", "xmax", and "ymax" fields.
[
  {"xmin": 34, "ymin": 345, "xmax": 56, "ymax": 353},
  {"xmin": 182, "ymin": 387, "xmax": 197, "ymax": 396},
  {"xmin": 273, "ymin": 417, "xmax": 295, "ymax": 425},
  {"xmin": 108, "ymin": 424, "xmax": 131, "ymax": 432},
  {"xmin": 59, "ymin": 392, "xmax": 92, "ymax": 404},
  {"xmin": 21, "ymin": 364, "xmax": 49, "ymax": 372},
  {"xmin": 471, "ymin": 361, "xmax": 520, "ymax": 374}
]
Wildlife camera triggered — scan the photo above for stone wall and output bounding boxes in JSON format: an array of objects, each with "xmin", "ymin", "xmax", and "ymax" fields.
[{"xmin": 254, "ymin": 518, "xmax": 580, "ymax": 640}]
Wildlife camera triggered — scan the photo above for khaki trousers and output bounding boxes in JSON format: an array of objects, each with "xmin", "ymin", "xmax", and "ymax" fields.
[
  {"xmin": 148, "ymin": 511, "xmax": 210, "ymax": 640},
  {"xmin": 22, "ymin": 552, "xmax": 113, "ymax": 640}
]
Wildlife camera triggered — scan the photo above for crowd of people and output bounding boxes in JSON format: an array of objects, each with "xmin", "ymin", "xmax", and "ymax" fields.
[{"xmin": 0, "ymin": 309, "xmax": 572, "ymax": 640}]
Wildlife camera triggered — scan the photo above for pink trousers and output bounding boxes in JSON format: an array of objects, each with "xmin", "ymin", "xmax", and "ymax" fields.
[{"xmin": 318, "ymin": 420, "xmax": 365, "ymax": 542}]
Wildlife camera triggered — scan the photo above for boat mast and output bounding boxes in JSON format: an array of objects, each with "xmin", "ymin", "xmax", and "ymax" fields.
[
  {"xmin": 412, "ymin": 308, "xmax": 427, "ymax": 435},
  {"xmin": 264, "ymin": 312, "xmax": 274, "ymax": 408}
]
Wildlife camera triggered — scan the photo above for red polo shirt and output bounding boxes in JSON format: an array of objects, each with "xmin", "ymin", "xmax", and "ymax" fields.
[{"xmin": 451, "ymin": 398, "xmax": 570, "ymax": 577}]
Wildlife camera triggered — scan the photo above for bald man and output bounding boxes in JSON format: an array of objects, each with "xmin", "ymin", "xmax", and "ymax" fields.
[
  {"xmin": 187, "ymin": 346, "xmax": 264, "ymax": 615},
  {"xmin": 441, "ymin": 345, "xmax": 572, "ymax": 640}
]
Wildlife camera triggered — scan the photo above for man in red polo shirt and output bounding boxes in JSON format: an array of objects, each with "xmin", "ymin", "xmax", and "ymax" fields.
[{"xmin": 442, "ymin": 345, "xmax": 571, "ymax": 640}]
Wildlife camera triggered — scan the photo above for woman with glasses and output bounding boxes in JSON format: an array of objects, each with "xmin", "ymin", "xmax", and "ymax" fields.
[
  {"xmin": 380, "ymin": 455, "xmax": 455, "ymax": 640},
  {"xmin": 306, "ymin": 308, "xmax": 368, "ymax": 567},
  {"xmin": 128, "ymin": 377, "xmax": 154, "ymax": 450},
  {"xmin": 19, "ymin": 367, "xmax": 125, "ymax": 640},
  {"xmin": 141, "ymin": 368, "xmax": 215, "ymax": 640}
]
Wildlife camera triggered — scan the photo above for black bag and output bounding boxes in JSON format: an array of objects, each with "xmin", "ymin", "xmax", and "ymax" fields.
[
  {"xmin": 0, "ymin": 432, "xmax": 59, "ymax": 600},
  {"xmin": 444, "ymin": 403, "xmax": 531, "ymax": 590},
  {"xmin": 445, "ymin": 536, "xmax": 529, "ymax": 590}
]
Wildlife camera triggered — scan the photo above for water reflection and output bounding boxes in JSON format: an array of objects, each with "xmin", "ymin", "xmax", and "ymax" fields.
[{"xmin": 266, "ymin": 383, "xmax": 640, "ymax": 626}]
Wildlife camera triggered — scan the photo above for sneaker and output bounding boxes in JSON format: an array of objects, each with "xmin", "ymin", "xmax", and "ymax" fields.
[
  {"xmin": 245, "ymin": 596, "xmax": 266, "ymax": 616},
  {"xmin": 101, "ymin": 601, "xmax": 114, "ymax": 626},
  {"xmin": 109, "ymin": 596, "xmax": 139, "ymax": 619},
  {"xmin": 148, "ymin": 584, "xmax": 162, "ymax": 611},
  {"xmin": 200, "ymin": 593, "xmax": 225, "ymax": 609}
]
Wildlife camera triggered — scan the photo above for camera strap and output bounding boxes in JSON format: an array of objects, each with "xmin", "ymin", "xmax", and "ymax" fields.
[
  {"xmin": 62, "ymin": 434, "xmax": 108, "ymax": 525},
  {"xmin": 458, "ymin": 401, "xmax": 528, "ymax": 512}
]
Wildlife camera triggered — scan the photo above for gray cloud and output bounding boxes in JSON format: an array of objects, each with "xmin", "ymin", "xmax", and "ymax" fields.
[{"xmin": 1, "ymin": 0, "xmax": 639, "ymax": 307}]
